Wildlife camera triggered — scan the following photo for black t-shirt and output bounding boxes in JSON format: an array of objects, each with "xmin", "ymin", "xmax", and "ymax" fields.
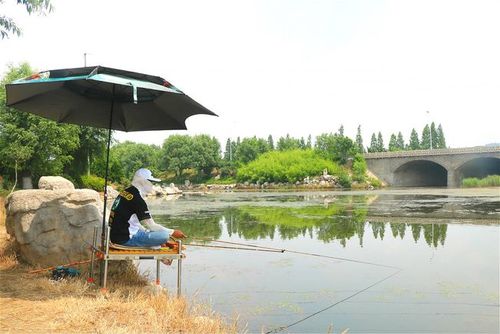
[{"xmin": 109, "ymin": 186, "xmax": 151, "ymax": 244}]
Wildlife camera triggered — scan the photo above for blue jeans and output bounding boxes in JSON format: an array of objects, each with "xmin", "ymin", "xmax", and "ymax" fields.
[{"xmin": 123, "ymin": 230, "xmax": 170, "ymax": 247}]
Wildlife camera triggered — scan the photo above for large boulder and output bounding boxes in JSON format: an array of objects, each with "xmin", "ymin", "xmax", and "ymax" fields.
[
  {"xmin": 38, "ymin": 176, "xmax": 75, "ymax": 190},
  {"xmin": 5, "ymin": 188, "xmax": 103, "ymax": 267}
]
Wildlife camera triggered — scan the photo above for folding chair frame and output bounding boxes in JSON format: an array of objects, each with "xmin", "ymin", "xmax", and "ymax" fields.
[{"xmin": 89, "ymin": 226, "xmax": 184, "ymax": 296}]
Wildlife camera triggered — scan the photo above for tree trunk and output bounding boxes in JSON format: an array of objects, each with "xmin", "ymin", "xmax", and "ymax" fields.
[{"xmin": 9, "ymin": 160, "xmax": 18, "ymax": 195}]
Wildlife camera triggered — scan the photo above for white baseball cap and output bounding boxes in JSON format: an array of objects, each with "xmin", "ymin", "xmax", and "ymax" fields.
[{"xmin": 134, "ymin": 168, "xmax": 161, "ymax": 182}]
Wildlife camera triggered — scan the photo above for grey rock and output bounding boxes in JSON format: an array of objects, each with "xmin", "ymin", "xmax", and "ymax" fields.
[
  {"xmin": 38, "ymin": 176, "xmax": 75, "ymax": 190},
  {"xmin": 5, "ymin": 188, "xmax": 103, "ymax": 266}
]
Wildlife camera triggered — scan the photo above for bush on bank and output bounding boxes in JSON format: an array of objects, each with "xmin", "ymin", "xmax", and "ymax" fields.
[
  {"xmin": 80, "ymin": 174, "xmax": 105, "ymax": 191},
  {"xmin": 236, "ymin": 149, "xmax": 347, "ymax": 183}
]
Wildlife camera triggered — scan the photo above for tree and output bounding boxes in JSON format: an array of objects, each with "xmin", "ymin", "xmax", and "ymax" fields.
[
  {"xmin": 377, "ymin": 132, "xmax": 385, "ymax": 152},
  {"xmin": 430, "ymin": 122, "xmax": 438, "ymax": 149},
  {"xmin": 368, "ymin": 133, "xmax": 378, "ymax": 153},
  {"xmin": 315, "ymin": 133, "xmax": 357, "ymax": 165},
  {"xmin": 110, "ymin": 141, "xmax": 161, "ymax": 181},
  {"xmin": 0, "ymin": 63, "xmax": 79, "ymax": 188},
  {"xmin": 306, "ymin": 134, "xmax": 312, "ymax": 149},
  {"xmin": 421, "ymin": 124, "xmax": 431, "ymax": 149},
  {"xmin": 68, "ymin": 126, "xmax": 108, "ymax": 180},
  {"xmin": 236, "ymin": 136, "xmax": 270, "ymax": 164},
  {"xmin": 337, "ymin": 124, "xmax": 344, "ymax": 137},
  {"xmin": 1, "ymin": 0, "xmax": 53, "ymax": 39},
  {"xmin": 436, "ymin": 124, "xmax": 446, "ymax": 148},
  {"xmin": 160, "ymin": 135, "xmax": 193, "ymax": 176},
  {"xmin": 191, "ymin": 134, "xmax": 221, "ymax": 176},
  {"xmin": 388, "ymin": 134, "xmax": 398, "ymax": 152},
  {"xmin": 276, "ymin": 134, "xmax": 301, "ymax": 151},
  {"xmin": 299, "ymin": 137, "xmax": 306, "ymax": 149},
  {"xmin": 409, "ymin": 128, "xmax": 420, "ymax": 150},
  {"xmin": 355, "ymin": 125, "xmax": 365, "ymax": 153},
  {"xmin": 396, "ymin": 132, "xmax": 405, "ymax": 150},
  {"xmin": 267, "ymin": 135, "xmax": 274, "ymax": 150},
  {"xmin": 223, "ymin": 138, "xmax": 232, "ymax": 161}
]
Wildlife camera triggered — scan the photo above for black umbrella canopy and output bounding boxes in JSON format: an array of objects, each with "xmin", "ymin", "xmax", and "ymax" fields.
[
  {"xmin": 6, "ymin": 66, "xmax": 217, "ymax": 131},
  {"xmin": 5, "ymin": 65, "xmax": 218, "ymax": 259}
]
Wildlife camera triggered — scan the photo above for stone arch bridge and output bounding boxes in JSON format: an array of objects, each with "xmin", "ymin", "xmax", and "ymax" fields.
[{"xmin": 364, "ymin": 146, "xmax": 500, "ymax": 187}]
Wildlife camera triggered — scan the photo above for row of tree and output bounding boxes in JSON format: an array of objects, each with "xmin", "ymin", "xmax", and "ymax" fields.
[{"xmin": 364, "ymin": 123, "xmax": 447, "ymax": 153}]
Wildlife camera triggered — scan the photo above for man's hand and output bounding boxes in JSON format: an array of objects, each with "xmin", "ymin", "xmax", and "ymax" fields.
[{"xmin": 171, "ymin": 229, "xmax": 186, "ymax": 239}]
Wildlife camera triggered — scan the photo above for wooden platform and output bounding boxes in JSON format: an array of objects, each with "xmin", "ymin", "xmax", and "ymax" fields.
[{"xmin": 106, "ymin": 243, "xmax": 185, "ymax": 260}]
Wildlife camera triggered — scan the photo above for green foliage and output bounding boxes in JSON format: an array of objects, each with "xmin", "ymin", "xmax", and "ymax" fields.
[
  {"xmin": 462, "ymin": 175, "xmax": 500, "ymax": 188},
  {"xmin": 352, "ymin": 153, "xmax": 367, "ymax": 182},
  {"xmin": 421, "ymin": 124, "xmax": 431, "ymax": 149},
  {"xmin": 161, "ymin": 134, "xmax": 221, "ymax": 180},
  {"xmin": 191, "ymin": 134, "xmax": 221, "ymax": 175},
  {"xmin": 377, "ymin": 132, "xmax": 385, "ymax": 152},
  {"xmin": 409, "ymin": 128, "xmax": 420, "ymax": 150},
  {"xmin": 430, "ymin": 122, "xmax": 438, "ymax": 149},
  {"xmin": 396, "ymin": 132, "xmax": 405, "ymax": 150},
  {"xmin": 355, "ymin": 125, "xmax": 365, "ymax": 153},
  {"xmin": 338, "ymin": 173, "xmax": 352, "ymax": 188},
  {"xmin": 367, "ymin": 176, "xmax": 382, "ymax": 188},
  {"xmin": 388, "ymin": 133, "xmax": 398, "ymax": 151},
  {"xmin": 68, "ymin": 126, "xmax": 108, "ymax": 180},
  {"xmin": 436, "ymin": 124, "xmax": 446, "ymax": 148},
  {"xmin": 368, "ymin": 133, "xmax": 378, "ymax": 152},
  {"xmin": 267, "ymin": 135, "xmax": 274, "ymax": 150},
  {"xmin": 80, "ymin": 174, "xmax": 105, "ymax": 191},
  {"xmin": 160, "ymin": 135, "xmax": 193, "ymax": 176},
  {"xmin": 0, "ymin": 63, "xmax": 80, "ymax": 183},
  {"xmin": 235, "ymin": 136, "xmax": 270, "ymax": 164},
  {"xmin": 1, "ymin": 0, "xmax": 53, "ymax": 39},
  {"xmin": 110, "ymin": 141, "xmax": 161, "ymax": 181},
  {"xmin": 237, "ymin": 149, "xmax": 339, "ymax": 183},
  {"xmin": 315, "ymin": 133, "xmax": 357, "ymax": 164},
  {"xmin": 276, "ymin": 134, "xmax": 301, "ymax": 151}
]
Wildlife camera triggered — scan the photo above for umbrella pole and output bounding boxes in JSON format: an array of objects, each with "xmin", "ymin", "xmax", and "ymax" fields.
[{"xmin": 100, "ymin": 85, "xmax": 115, "ymax": 286}]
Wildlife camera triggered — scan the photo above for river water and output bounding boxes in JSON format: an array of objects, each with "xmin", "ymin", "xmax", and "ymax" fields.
[{"xmin": 142, "ymin": 189, "xmax": 499, "ymax": 333}]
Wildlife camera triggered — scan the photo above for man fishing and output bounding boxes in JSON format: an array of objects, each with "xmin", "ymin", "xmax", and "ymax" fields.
[{"xmin": 109, "ymin": 168, "xmax": 186, "ymax": 248}]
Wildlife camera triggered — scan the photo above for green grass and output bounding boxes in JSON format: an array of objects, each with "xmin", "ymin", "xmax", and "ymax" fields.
[{"xmin": 462, "ymin": 175, "xmax": 500, "ymax": 188}]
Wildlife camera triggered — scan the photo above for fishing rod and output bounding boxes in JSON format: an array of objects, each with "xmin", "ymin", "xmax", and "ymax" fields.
[
  {"xmin": 191, "ymin": 238, "xmax": 400, "ymax": 270},
  {"xmin": 185, "ymin": 243, "xmax": 284, "ymax": 253},
  {"xmin": 28, "ymin": 259, "xmax": 92, "ymax": 274}
]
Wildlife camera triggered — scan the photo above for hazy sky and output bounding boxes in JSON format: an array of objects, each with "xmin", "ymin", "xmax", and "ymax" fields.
[{"xmin": 1, "ymin": 0, "xmax": 499, "ymax": 149}]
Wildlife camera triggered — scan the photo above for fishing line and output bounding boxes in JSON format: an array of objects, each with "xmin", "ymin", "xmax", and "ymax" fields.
[
  {"xmin": 264, "ymin": 269, "xmax": 402, "ymax": 334},
  {"xmin": 191, "ymin": 238, "xmax": 400, "ymax": 270}
]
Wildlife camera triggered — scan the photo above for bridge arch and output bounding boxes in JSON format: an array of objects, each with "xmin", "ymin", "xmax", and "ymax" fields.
[
  {"xmin": 393, "ymin": 160, "xmax": 448, "ymax": 187},
  {"xmin": 456, "ymin": 157, "xmax": 500, "ymax": 181}
]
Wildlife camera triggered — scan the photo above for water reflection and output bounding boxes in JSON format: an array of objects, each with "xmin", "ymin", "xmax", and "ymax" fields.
[{"xmin": 156, "ymin": 197, "xmax": 448, "ymax": 248}]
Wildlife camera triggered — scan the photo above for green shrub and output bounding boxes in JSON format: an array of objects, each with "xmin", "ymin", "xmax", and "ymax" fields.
[
  {"xmin": 368, "ymin": 177, "xmax": 382, "ymax": 188},
  {"xmin": 462, "ymin": 177, "xmax": 479, "ymax": 188},
  {"xmin": 80, "ymin": 174, "xmax": 105, "ymax": 191},
  {"xmin": 352, "ymin": 153, "xmax": 367, "ymax": 182},
  {"xmin": 237, "ymin": 149, "xmax": 339, "ymax": 183},
  {"xmin": 338, "ymin": 172, "xmax": 352, "ymax": 188},
  {"xmin": 462, "ymin": 175, "xmax": 500, "ymax": 188}
]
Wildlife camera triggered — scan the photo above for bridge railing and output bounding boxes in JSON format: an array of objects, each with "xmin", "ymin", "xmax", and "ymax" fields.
[{"xmin": 364, "ymin": 146, "xmax": 500, "ymax": 159}]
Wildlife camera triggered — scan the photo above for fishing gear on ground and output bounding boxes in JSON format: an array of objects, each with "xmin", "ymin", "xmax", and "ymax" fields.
[{"xmin": 51, "ymin": 266, "xmax": 80, "ymax": 280}]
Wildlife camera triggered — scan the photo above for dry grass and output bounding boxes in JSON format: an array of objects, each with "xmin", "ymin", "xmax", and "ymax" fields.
[{"xmin": 0, "ymin": 196, "xmax": 238, "ymax": 333}]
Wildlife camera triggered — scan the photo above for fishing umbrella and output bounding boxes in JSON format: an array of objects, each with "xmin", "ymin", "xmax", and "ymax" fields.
[{"xmin": 5, "ymin": 65, "xmax": 217, "ymax": 242}]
